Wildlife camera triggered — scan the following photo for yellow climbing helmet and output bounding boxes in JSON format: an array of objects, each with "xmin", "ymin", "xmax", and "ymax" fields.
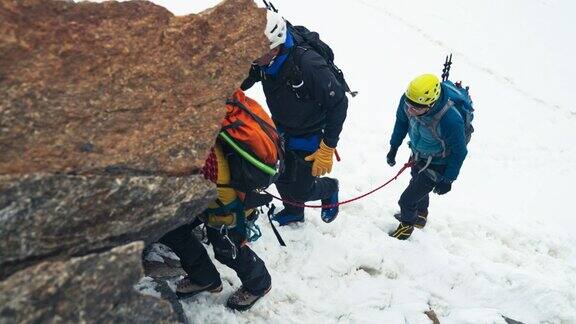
[{"xmin": 405, "ymin": 74, "xmax": 441, "ymax": 106}]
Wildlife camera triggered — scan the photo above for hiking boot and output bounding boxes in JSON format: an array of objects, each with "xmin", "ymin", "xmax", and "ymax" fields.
[
  {"xmin": 272, "ymin": 209, "xmax": 304, "ymax": 226},
  {"xmin": 143, "ymin": 259, "xmax": 187, "ymax": 279},
  {"xmin": 226, "ymin": 285, "xmax": 271, "ymax": 312},
  {"xmin": 321, "ymin": 181, "xmax": 339, "ymax": 223},
  {"xmin": 415, "ymin": 211, "xmax": 428, "ymax": 229},
  {"xmin": 389, "ymin": 222, "xmax": 414, "ymax": 240},
  {"xmin": 394, "ymin": 211, "xmax": 428, "ymax": 229},
  {"xmin": 175, "ymin": 276, "xmax": 223, "ymax": 299}
]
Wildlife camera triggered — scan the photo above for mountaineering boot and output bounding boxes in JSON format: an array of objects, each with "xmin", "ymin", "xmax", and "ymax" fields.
[
  {"xmin": 143, "ymin": 259, "xmax": 187, "ymax": 279},
  {"xmin": 394, "ymin": 211, "xmax": 428, "ymax": 229},
  {"xmin": 389, "ymin": 222, "xmax": 414, "ymax": 240},
  {"xmin": 272, "ymin": 209, "xmax": 304, "ymax": 226},
  {"xmin": 415, "ymin": 211, "xmax": 428, "ymax": 229},
  {"xmin": 321, "ymin": 180, "xmax": 339, "ymax": 223},
  {"xmin": 226, "ymin": 285, "xmax": 271, "ymax": 312},
  {"xmin": 175, "ymin": 276, "xmax": 223, "ymax": 299}
]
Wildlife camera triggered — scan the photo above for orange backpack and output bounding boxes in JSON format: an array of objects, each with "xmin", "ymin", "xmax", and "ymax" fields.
[{"xmin": 218, "ymin": 89, "xmax": 283, "ymax": 193}]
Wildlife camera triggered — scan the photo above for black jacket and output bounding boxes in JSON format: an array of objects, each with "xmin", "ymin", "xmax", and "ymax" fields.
[{"xmin": 243, "ymin": 35, "xmax": 348, "ymax": 148}]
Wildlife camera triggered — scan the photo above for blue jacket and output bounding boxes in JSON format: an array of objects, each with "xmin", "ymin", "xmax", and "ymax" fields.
[{"xmin": 389, "ymin": 83, "xmax": 468, "ymax": 182}]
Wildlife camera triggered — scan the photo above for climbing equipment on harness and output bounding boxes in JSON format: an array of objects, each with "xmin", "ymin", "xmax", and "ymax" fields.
[
  {"xmin": 244, "ymin": 210, "xmax": 262, "ymax": 243},
  {"xmin": 220, "ymin": 225, "xmax": 238, "ymax": 260}
]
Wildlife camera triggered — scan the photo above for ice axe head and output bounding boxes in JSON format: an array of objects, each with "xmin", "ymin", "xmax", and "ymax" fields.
[{"xmin": 262, "ymin": 0, "xmax": 278, "ymax": 12}]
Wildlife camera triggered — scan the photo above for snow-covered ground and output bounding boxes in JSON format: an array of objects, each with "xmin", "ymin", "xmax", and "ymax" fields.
[{"xmin": 135, "ymin": 0, "xmax": 576, "ymax": 323}]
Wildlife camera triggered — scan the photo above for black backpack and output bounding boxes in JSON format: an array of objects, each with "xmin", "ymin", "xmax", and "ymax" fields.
[{"xmin": 288, "ymin": 23, "xmax": 357, "ymax": 98}]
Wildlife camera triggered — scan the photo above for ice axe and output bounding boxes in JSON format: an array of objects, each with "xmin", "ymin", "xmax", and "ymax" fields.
[
  {"xmin": 262, "ymin": 0, "xmax": 278, "ymax": 12},
  {"xmin": 441, "ymin": 53, "xmax": 452, "ymax": 82}
]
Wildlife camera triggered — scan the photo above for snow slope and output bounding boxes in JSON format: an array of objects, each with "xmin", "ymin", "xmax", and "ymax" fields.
[{"xmin": 135, "ymin": 0, "xmax": 576, "ymax": 323}]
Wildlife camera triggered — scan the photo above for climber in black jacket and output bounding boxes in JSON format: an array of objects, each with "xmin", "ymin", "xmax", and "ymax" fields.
[{"xmin": 241, "ymin": 10, "xmax": 348, "ymax": 226}]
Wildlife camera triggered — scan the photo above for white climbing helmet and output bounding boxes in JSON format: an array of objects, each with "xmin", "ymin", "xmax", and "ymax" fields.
[{"xmin": 265, "ymin": 10, "xmax": 287, "ymax": 49}]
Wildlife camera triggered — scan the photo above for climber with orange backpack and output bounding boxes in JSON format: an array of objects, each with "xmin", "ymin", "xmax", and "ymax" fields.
[{"xmin": 156, "ymin": 90, "xmax": 280, "ymax": 311}]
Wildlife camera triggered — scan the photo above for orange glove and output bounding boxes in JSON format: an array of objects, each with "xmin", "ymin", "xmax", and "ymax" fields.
[{"xmin": 305, "ymin": 140, "xmax": 335, "ymax": 176}]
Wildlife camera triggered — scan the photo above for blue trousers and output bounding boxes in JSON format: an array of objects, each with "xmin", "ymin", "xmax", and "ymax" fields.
[{"xmin": 398, "ymin": 162, "xmax": 446, "ymax": 225}]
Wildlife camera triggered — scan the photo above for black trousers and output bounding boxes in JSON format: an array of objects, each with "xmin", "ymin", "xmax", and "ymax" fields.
[
  {"xmin": 159, "ymin": 221, "xmax": 271, "ymax": 295},
  {"xmin": 398, "ymin": 162, "xmax": 446, "ymax": 225},
  {"xmin": 275, "ymin": 149, "xmax": 338, "ymax": 215}
]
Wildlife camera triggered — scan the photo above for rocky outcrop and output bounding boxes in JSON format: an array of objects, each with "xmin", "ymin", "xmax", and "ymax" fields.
[
  {"xmin": 0, "ymin": 173, "xmax": 214, "ymax": 279},
  {"xmin": 0, "ymin": 0, "xmax": 268, "ymax": 322},
  {"xmin": 0, "ymin": 0, "xmax": 267, "ymax": 175},
  {"xmin": 0, "ymin": 242, "xmax": 179, "ymax": 324}
]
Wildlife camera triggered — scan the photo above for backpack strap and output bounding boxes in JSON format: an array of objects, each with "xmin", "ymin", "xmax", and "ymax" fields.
[
  {"xmin": 429, "ymin": 100, "xmax": 453, "ymax": 158},
  {"xmin": 205, "ymin": 196, "xmax": 239, "ymax": 216},
  {"xmin": 285, "ymin": 45, "xmax": 310, "ymax": 99},
  {"xmin": 411, "ymin": 100, "xmax": 454, "ymax": 158},
  {"xmin": 226, "ymin": 99, "xmax": 278, "ymax": 139},
  {"xmin": 288, "ymin": 45, "xmax": 356, "ymax": 99},
  {"xmin": 288, "ymin": 25, "xmax": 356, "ymax": 97},
  {"xmin": 221, "ymin": 120, "xmax": 244, "ymax": 131},
  {"xmin": 214, "ymin": 198, "xmax": 226, "ymax": 208},
  {"xmin": 290, "ymin": 45, "xmax": 309, "ymax": 68}
]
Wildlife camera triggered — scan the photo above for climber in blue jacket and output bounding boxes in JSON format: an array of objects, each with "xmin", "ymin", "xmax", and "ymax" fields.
[{"xmin": 386, "ymin": 73, "xmax": 471, "ymax": 240}]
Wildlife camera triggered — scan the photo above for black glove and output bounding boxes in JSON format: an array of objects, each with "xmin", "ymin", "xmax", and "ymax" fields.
[
  {"xmin": 386, "ymin": 147, "xmax": 398, "ymax": 167},
  {"xmin": 240, "ymin": 63, "xmax": 262, "ymax": 91},
  {"xmin": 433, "ymin": 180, "xmax": 452, "ymax": 195}
]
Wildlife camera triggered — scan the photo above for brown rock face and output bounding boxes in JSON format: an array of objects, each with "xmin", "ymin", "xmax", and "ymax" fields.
[
  {"xmin": 0, "ymin": 242, "xmax": 179, "ymax": 324},
  {"xmin": 0, "ymin": 0, "xmax": 268, "ymax": 322},
  {"xmin": 0, "ymin": 173, "xmax": 215, "ymax": 280},
  {"xmin": 0, "ymin": 0, "xmax": 268, "ymax": 176}
]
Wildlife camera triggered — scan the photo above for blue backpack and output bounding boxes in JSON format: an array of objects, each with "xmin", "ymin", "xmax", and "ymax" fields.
[{"xmin": 441, "ymin": 80, "xmax": 475, "ymax": 143}]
